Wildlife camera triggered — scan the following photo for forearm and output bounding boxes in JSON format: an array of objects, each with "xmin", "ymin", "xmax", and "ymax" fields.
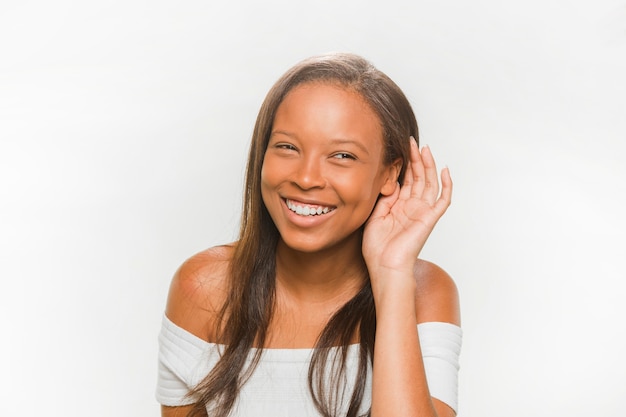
[{"xmin": 371, "ymin": 275, "xmax": 437, "ymax": 417}]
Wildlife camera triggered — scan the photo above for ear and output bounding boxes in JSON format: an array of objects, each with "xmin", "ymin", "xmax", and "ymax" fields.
[{"xmin": 380, "ymin": 158, "xmax": 402, "ymax": 196}]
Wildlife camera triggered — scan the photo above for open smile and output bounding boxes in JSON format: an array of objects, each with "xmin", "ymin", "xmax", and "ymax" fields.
[{"xmin": 285, "ymin": 199, "xmax": 336, "ymax": 217}]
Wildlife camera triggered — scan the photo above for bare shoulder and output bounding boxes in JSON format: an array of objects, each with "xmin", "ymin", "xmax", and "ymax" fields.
[
  {"xmin": 165, "ymin": 244, "xmax": 234, "ymax": 341},
  {"xmin": 413, "ymin": 259, "xmax": 461, "ymax": 326}
]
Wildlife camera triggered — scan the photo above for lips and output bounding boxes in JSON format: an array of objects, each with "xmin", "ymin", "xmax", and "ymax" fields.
[{"xmin": 285, "ymin": 198, "xmax": 336, "ymax": 217}]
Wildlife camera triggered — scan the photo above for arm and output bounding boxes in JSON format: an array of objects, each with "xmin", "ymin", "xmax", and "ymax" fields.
[
  {"xmin": 369, "ymin": 266, "xmax": 460, "ymax": 417},
  {"xmin": 363, "ymin": 138, "xmax": 457, "ymax": 417},
  {"xmin": 414, "ymin": 261, "xmax": 461, "ymax": 416},
  {"xmin": 164, "ymin": 247, "xmax": 230, "ymax": 339},
  {"xmin": 159, "ymin": 247, "xmax": 232, "ymax": 416},
  {"xmin": 162, "ymin": 405, "xmax": 206, "ymax": 417}
]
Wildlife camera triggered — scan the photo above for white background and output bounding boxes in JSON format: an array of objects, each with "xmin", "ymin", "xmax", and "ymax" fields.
[{"xmin": 1, "ymin": 1, "xmax": 625, "ymax": 416}]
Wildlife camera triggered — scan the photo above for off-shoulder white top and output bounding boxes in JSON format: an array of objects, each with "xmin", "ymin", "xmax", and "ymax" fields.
[{"xmin": 156, "ymin": 315, "xmax": 461, "ymax": 416}]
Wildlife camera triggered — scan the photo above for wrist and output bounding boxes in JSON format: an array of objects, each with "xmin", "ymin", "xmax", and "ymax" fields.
[{"xmin": 369, "ymin": 271, "xmax": 417, "ymax": 310}]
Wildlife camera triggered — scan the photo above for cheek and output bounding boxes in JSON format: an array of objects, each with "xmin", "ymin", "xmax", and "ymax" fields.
[
  {"xmin": 260, "ymin": 156, "xmax": 288, "ymax": 206},
  {"xmin": 261, "ymin": 154, "xmax": 286, "ymax": 185},
  {"xmin": 260, "ymin": 156, "xmax": 277, "ymax": 189},
  {"xmin": 260, "ymin": 160, "xmax": 272, "ymax": 204},
  {"xmin": 335, "ymin": 169, "xmax": 384, "ymax": 204}
]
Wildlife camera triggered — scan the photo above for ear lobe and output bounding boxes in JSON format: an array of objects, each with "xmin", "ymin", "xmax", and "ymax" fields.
[{"xmin": 380, "ymin": 159, "xmax": 402, "ymax": 196}]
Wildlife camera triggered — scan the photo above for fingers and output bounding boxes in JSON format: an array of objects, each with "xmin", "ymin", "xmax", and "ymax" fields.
[
  {"xmin": 400, "ymin": 137, "xmax": 451, "ymax": 212},
  {"xmin": 400, "ymin": 137, "xmax": 423, "ymax": 199},
  {"xmin": 420, "ymin": 145, "xmax": 440, "ymax": 205},
  {"xmin": 399, "ymin": 138, "xmax": 416, "ymax": 200},
  {"xmin": 433, "ymin": 166, "xmax": 452, "ymax": 216},
  {"xmin": 402, "ymin": 137, "xmax": 439, "ymax": 203}
]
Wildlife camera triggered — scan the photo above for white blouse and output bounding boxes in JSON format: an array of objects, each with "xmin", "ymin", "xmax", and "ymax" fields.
[{"xmin": 156, "ymin": 315, "xmax": 461, "ymax": 415}]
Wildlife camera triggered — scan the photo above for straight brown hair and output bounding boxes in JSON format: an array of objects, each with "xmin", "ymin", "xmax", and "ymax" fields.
[{"xmin": 187, "ymin": 53, "xmax": 418, "ymax": 417}]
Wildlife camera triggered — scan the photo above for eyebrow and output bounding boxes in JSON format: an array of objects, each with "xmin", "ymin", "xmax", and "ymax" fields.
[
  {"xmin": 270, "ymin": 130, "xmax": 297, "ymax": 139},
  {"xmin": 271, "ymin": 130, "xmax": 371, "ymax": 156},
  {"xmin": 328, "ymin": 139, "xmax": 370, "ymax": 156}
]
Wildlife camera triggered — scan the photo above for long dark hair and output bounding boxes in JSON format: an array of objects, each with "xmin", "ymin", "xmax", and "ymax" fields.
[{"xmin": 187, "ymin": 53, "xmax": 418, "ymax": 417}]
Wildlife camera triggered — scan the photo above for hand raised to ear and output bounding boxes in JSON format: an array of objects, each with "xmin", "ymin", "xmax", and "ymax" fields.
[{"xmin": 362, "ymin": 137, "xmax": 452, "ymax": 282}]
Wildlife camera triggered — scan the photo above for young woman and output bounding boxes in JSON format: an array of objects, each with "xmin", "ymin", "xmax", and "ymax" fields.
[{"xmin": 156, "ymin": 53, "xmax": 461, "ymax": 417}]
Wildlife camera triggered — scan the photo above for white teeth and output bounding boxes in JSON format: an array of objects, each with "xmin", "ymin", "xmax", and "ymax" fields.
[{"xmin": 286, "ymin": 199, "xmax": 333, "ymax": 217}]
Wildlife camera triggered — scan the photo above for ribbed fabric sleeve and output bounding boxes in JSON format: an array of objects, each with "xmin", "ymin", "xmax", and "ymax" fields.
[
  {"xmin": 418, "ymin": 322, "xmax": 463, "ymax": 413},
  {"xmin": 156, "ymin": 315, "xmax": 462, "ymax": 414},
  {"xmin": 156, "ymin": 315, "xmax": 219, "ymax": 406}
]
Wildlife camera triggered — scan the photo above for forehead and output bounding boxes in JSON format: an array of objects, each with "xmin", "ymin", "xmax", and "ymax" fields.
[{"xmin": 273, "ymin": 82, "xmax": 383, "ymax": 142}]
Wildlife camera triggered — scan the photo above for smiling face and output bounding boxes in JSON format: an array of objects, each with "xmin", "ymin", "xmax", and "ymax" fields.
[{"xmin": 260, "ymin": 82, "xmax": 400, "ymax": 254}]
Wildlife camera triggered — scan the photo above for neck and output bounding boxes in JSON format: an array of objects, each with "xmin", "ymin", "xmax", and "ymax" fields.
[{"xmin": 275, "ymin": 233, "xmax": 368, "ymax": 304}]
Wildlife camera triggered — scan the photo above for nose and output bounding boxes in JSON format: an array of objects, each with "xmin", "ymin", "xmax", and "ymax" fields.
[{"xmin": 292, "ymin": 155, "xmax": 326, "ymax": 190}]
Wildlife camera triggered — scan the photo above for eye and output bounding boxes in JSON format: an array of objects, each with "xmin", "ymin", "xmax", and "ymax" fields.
[
  {"xmin": 332, "ymin": 152, "xmax": 356, "ymax": 160},
  {"xmin": 275, "ymin": 143, "xmax": 297, "ymax": 151}
]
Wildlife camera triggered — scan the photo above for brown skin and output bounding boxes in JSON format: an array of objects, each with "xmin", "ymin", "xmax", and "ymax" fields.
[
  {"xmin": 261, "ymin": 84, "xmax": 398, "ymax": 256},
  {"xmin": 162, "ymin": 83, "xmax": 459, "ymax": 416},
  {"xmin": 162, "ymin": 403, "xmax": 200, "ymax": 417},
  {"xmin": 162, "ymin": 247, "xmax": 459, "ymax": 417}
]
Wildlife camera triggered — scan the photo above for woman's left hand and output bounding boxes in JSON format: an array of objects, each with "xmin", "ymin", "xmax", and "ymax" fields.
[{"xmin": 362, "ymin": 137, "xmax": 452, "ymax": 285}]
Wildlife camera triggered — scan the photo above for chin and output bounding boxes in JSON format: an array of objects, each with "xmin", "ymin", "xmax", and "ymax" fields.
[
  {"xmin": 278, "ymin": 231, "xmax": 361, "ymax": 255},
  {"xmin": 280, "ymin": 237, "xmax": 329, "ymax": 254}
]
